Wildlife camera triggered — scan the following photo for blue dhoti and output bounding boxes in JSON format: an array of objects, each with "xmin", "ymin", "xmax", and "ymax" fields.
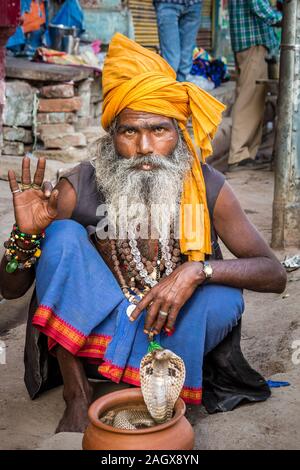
[{"xmin": 32, "ymin": 220, "xmax": 244, "ymax": 404}]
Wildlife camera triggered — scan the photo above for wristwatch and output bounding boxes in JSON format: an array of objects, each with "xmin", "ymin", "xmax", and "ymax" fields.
[{"xmin": 202, "ymin": 261, "xmax": 213, "ymax": 280}]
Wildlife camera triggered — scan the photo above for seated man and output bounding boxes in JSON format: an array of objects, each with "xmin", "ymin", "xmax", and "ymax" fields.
[{"xmin": 0, "ymin": 34, "xmax": 286, "ymax": 433}]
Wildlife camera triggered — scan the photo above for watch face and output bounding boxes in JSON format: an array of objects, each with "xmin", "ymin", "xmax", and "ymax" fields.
[{"xmin": 204, "ymin": 263, "xmax": 213, "ymax": 277}]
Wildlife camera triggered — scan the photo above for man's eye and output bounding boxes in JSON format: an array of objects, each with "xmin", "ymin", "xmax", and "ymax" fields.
[
  {"xmin": 125, "ymin": 129, "xmax": 136, "ymax": 136},
  {"xmin": 154, "ymin": 127, "xmax": 164, "ymax": 133}
]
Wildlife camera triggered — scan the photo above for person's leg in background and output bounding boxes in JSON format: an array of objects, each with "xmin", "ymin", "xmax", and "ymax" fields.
[
  {"xmin": 177, "ymin": 2, "xmax": 202, "ymax": 82},
  {"xmin": 155, "ymin": 3, "xmax": 183, "ymax": 75},
  {"xmin": 229, "ymin": 45, "xmax": 268, "ymax": 168}
]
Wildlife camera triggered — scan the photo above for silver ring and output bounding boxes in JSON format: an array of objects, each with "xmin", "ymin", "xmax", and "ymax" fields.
[
  {"xmin": 12, "ymin": 189, "xmax": 22, "ymax": 194},
  {"xmin": 159, "ymin": 310, "xmax": 168, "ymax": 317}
]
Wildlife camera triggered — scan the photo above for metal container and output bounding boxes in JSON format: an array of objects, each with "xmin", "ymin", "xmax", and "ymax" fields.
[
  {"xmin": 49, "ymin": 24, "xmax": 79, "ymax": 51},
  {"xmin": 62, "ymin": 35, "xmax": 75, "ymax": 54},
  {"xmin": 73, "ymin": 38, "xmax": 80, "ymax": 55}
]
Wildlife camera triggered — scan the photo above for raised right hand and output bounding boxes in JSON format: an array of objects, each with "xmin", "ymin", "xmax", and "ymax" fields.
[{"xmin": 8, "ymin": 156, "xmax": 59, "ymax": 235}]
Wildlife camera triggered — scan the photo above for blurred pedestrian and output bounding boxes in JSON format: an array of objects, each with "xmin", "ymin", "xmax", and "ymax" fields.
[
  {"xmin": 154, "ymin": 0, "xmax": 202, "ymax": 82},
  {"xmin": 228, "ymin": 0, "xmax": 282, "ymax": 171}
]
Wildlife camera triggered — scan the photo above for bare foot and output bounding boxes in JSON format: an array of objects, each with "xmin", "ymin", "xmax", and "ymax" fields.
[{"xmin": 55, "ymin": 385, "xmax": 94, "ymax": 433}]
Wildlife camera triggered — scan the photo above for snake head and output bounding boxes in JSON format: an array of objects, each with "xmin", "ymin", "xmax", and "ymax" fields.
[{"xmin": 152, "ymin": 349, "xmax": 173, "ymax": 361}]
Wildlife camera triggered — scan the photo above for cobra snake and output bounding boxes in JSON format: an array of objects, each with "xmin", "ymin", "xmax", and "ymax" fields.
[{"xmin": 101, "ymin": 348, "xmax": 186, "ymax": 430}]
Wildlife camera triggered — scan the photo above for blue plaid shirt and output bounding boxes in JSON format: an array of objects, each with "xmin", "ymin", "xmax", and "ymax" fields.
[
  {"xmin": 229, "ymin": 0, "xmax": 282, "ymax": 53},
  {"xmin": 153, "ymin": 0, "xmax": 202, "ymax": 6}
]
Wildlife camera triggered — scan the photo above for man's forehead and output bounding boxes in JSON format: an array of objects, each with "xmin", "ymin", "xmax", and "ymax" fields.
[{"xmin": 117, "ymin": 109, "xmax": 175, "ymax": 127}]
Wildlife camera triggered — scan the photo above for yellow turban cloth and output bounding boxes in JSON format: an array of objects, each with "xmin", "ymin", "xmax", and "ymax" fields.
[{"xmin": 101, "ymin": 33, "xmax": 226, "ymax": 261}]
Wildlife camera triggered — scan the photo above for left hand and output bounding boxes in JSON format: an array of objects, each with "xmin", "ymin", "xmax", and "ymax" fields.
[{"xmin": 129, "ymin": 262, "xmax": 205, "ymax": 335}]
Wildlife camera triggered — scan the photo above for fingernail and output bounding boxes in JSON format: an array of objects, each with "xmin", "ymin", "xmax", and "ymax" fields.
[
  {"xmin": 164, "ymin": 326, "xmax": 175, "ymax": 337},
  {"xmin": 144, "ymin": 329, "xmax": 149, "ymax": 334},
  {"xmin": 129, "ymin": 317, "xmax": 135, "ymax": 322}
]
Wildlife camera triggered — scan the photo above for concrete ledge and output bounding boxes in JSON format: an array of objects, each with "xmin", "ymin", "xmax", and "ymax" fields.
[{"xmin": 6, "ymin": 57, "xmax": 96, "ymax": 83}]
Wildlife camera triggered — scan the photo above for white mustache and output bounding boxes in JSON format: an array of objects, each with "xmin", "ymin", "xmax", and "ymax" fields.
[{"xmin": 117, "ymin": 154, "xmax": 180, "ymax": 172}]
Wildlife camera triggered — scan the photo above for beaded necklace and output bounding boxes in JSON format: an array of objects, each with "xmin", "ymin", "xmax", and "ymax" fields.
[{"xmin": 110, "ymin": 232, "xmax": 182, "ymax": 316}]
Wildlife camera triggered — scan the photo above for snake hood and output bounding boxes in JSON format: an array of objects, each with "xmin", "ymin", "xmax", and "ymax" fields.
[{"xmin": 140, "ymin": 347, "xmax": 186, "ymax": 424}]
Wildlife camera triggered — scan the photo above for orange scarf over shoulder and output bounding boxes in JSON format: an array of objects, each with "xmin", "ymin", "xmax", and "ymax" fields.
[{"xmin": 101, "ymin": 33, "xmax": 225, "ymax": 261}]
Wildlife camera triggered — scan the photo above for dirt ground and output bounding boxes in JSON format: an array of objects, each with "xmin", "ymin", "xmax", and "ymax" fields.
[{"xmin": 0, "ymin": 167, "xmax": 299, "ymax": 450}]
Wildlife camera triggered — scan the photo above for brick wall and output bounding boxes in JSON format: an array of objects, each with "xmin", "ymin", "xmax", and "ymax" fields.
[{"xmin": 0, "ymin": 74, "xmax": 105, "ymax": 182}]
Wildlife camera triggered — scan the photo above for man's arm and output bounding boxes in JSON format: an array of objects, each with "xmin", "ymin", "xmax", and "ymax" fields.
[
  {"xmin": 209, "ymin": 181, "xmax": 287, "ymax": 293},
  {"xmin": 250, "ymin": 0, "xmax": 282, "ymax": 26},
  {"xmin": 126, "ymin": 180, "xmax": 287, "ymax": 334},
  {"xmin": 0, "ymin": 177, "xmax": 76, "ymax": 300}
]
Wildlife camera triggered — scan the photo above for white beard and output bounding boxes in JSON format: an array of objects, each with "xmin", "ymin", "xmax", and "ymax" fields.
[{"xmin": 93, "ymin": 132, "xmax": 192, "ymax": 239}]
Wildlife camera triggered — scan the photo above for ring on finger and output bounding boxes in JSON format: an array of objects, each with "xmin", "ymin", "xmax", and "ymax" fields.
[
  {"xmin": 148, "ymin": 331, "xmax": 155, "ymax": 341},
  {"xmin": 12, "ymin": 188, "xmax": 22, "ymax": 194},
  {"xmin": 20, "ymin": 183, "xmax": 32, "ymax": 191},
  {"xmin": 159, "ymin": 310, "xmax": 169, "ymax": 317},
  {"xmin": 31, "ymin": 183, "xmax": 42, "ymax": 190}
]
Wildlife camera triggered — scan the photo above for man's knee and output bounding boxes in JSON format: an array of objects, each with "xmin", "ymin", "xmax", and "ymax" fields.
[
  {"xmin": 43, "ymin": 219, "xmax": 87, "ymax": 248},
  {"xmin": 46, "ymin": 219, "xmax": 86, "ymax": 238},
  {"xmin": 206, "ymin": 285, "xmax": 244, "ymax": 321},
  {"xmin": 202, "ymin": 285, "xmax": 244, "ymax": 353},
  {"xmin": 37, "ymin": 220, "xmax": 91, "ymax": 267}
]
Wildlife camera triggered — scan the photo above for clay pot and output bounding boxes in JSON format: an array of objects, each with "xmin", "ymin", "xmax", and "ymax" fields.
[{"xmin": 82, "ymin": 388, "xmax": 195, "ymax": 450}]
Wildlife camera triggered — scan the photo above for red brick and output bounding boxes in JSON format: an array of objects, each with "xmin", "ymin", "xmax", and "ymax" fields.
[
  {"xmin": 3, "ymin": 126, "xmax": 33, "ymax": 143},
  {"xmin": 37, "ymin": 123, "xmax": 86, "ymax": 149},
  {"xmin": 36, "ymin": 112, "xmax": 77, "ymax": 124},
  {"xmin": 38, "ymin": 97, "xmax": 82, "ymax": 113},
  {"xmin": 39, "ymin": 84, "xmax": 74, "ymax": 99},
  {"xmin": 33, "ymin": 147, "xmax": 88, "ymax": 163},
  {"xmin": 38, "ymin": 123, "xmax": 75, "ymax": 138},
  {"xmin": 2, "ymin": 141, "xmax": 24, "ymax": 156},
  {"xmin": 42, "ymin": 133, "xmax": 86, "ymax": 149}
]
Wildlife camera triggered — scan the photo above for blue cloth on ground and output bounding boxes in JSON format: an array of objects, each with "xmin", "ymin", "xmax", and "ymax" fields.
[{"xmin": 267, "ymin": 380, "xmax": 290, "ymax": 388}]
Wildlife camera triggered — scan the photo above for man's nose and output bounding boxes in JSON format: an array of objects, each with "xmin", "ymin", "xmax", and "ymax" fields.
[{"xmin": 136, "ymin": 133, "xmax": 153, "ymax": 156}]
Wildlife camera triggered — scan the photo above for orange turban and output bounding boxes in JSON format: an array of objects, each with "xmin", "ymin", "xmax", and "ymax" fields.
[{"xmin": 102, "ymin": 33, "xmax": 225, "ymax": 261}]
